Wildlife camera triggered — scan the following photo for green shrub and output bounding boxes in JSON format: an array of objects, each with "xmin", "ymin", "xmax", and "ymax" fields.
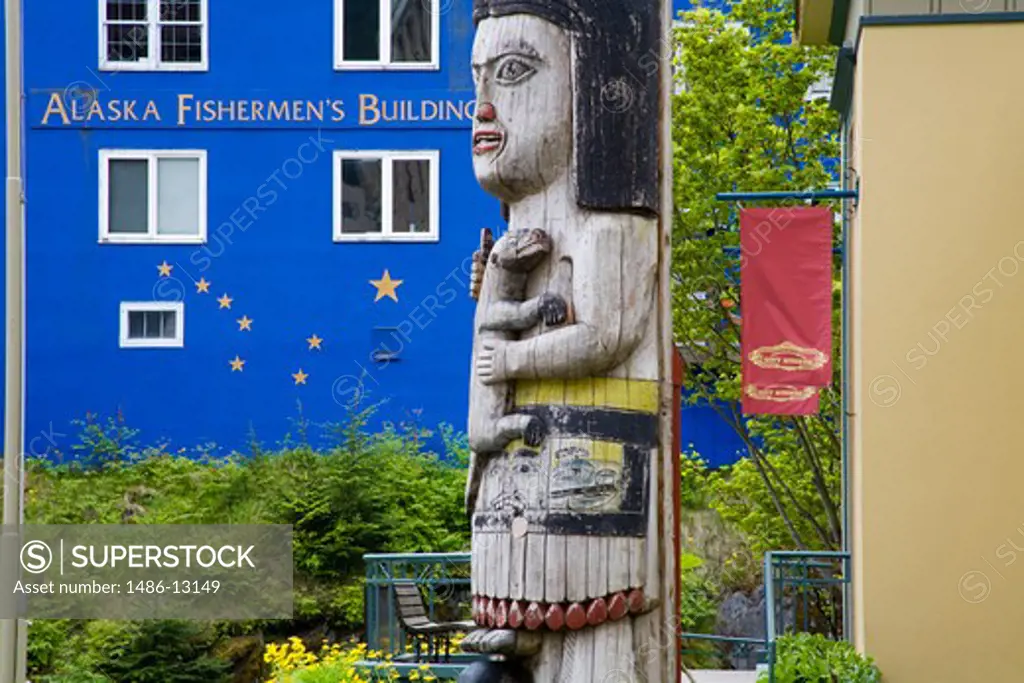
[
  {"xmin": 680, "ymin": 450, "xmax": 712, "ymax": 510},
  {"xmin": 30, "ymin": 620, "xmax": 230, "ymax": 683},
  {"xmin": 12, "ymin": 413, "xmax": 471, "ymax": 682},
  {"xmin": 679, "ymin": 552, "xmax": 719, "ymax": 632},
  {"xmin": 678, "ymin": 552, "xmax": 725, "ymax": 669},
  {"xmin": 97, "ymin": 621, "xmax": 232, "ymax": 683},
  {"xmin": 763, "ymin": 633, "xmax": 881, "ymax": 683}
]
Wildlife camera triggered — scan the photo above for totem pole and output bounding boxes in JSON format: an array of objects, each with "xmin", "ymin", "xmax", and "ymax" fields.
[{"xmin": 461, "ymin": 0, "xmax": 676, "ymax": 681}]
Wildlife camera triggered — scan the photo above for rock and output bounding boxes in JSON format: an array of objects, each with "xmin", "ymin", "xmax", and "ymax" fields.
[
  {"xmin": 717, "ymin": 589, "xmax": 767, "ymax": 641},
  {"xmin": 213, "ymin": 634, "xmax": 263, "ymax": 683},
  {"xmin": 716, "ymin": 586, "xmax": 797, "ymax": 670},
  {"xmin": 716, "ymin": 588, "xmax": 767, "ymax": 671}
]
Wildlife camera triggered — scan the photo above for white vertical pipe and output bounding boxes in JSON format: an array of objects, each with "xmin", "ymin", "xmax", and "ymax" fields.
[{"xmin": 1, "ymin": 0, "xmax": 26, "ymax": 680}]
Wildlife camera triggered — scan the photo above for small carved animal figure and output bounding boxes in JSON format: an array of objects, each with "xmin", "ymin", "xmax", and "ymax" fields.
[{"xmin": 466, "ymin": 227, "xmax": 568, "ymax": 513}]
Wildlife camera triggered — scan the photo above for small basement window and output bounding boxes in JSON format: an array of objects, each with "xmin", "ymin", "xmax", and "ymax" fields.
[{"xmin": 120, "ymin": 302, "xmax": 184, "ymax": 348}]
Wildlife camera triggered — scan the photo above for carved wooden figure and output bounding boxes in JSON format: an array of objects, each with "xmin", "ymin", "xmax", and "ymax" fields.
[
  {"xmin": 461, "ymin": 0, "xmax": 676, "ymax": 682},
  {"xmin": 467, "ymin": 227, "xmax": 569, "ymax": 513}
]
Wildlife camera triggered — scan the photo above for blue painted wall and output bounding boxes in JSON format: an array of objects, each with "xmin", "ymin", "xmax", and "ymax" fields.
[
  {"xmin": 675, "ymin": 0, "xmax": 731, "ymax": 14},
  {"xmin": 8, "ymin": 0, "xmax": 746, "ymax": 467},
  {"xmin": 21, "ymin": 0, "xmax": 487, "ymax": 457}
]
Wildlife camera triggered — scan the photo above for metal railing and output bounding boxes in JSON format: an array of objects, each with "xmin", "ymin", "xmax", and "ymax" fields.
[
  {"xmin": 364, "ymin": 552, "xmax": 473, "ymax": 654},
  {"xmin": 679, "ymin": 632, "xmax": 770, "ymax": 672},
  {"xmin": 765, "ymin": 551, "xmax": 851, "ymax": 647},
  {"xmin": 363, "ymin": 550, "xmax": 851, "ymax": 681},
  {"xmin": 362, "ymin": 552, "xmax": 480, "ymax": 680},
  {"xmin": 680, "ymin": 550, "xmax": 851, "ymax": 682}
]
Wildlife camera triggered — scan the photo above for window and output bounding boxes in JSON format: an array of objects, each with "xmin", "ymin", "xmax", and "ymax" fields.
[
  {"xmin": 119, "ymin": 302, "xmax": 184, "ymax": 348},
  {"xmin": 333, "ymin": 151, "xmax": 439, "ymax": 242},
  {"xmin": 806, "ymin": 74, "xmax": 834, "ymax": 102},
  {"xmin": 334, "ymin": 0, "xmax": 439, "ymax": 69},
  {"xmin": 99, "ymin": 150, "xmax": 207, "ymax": 243},
  {"xmin": 100, "ymin": 0, "xmax": 208, "ymax": 71}
]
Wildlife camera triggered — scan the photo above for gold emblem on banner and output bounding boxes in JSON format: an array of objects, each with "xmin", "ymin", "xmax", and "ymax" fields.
[
  {"xmin": 744, "ymin": 384, "xmax": 817, "ymax": 402},
  {"xmin": 749, "ymin": 341, "xmax": 829, "ymax": 372}
]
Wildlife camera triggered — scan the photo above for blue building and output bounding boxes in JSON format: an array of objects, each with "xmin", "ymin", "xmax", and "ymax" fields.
[{"xmin": 3, "ymin": 0, "xmax": 744, "ymax": 467}]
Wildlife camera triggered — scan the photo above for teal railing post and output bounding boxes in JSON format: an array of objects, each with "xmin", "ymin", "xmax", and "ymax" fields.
[
  {"xmin": 387, "ymin": 563, "xmax": 398, "ymax": 655},
  {"xmin": 365, "ymin": 561, "xmax": 378, "ymax": 652}
]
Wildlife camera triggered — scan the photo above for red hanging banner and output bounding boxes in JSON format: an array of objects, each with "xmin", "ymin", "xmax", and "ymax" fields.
[{"xmin": 740, "ymin": 206, "xmax": 833, "ymax": 416}]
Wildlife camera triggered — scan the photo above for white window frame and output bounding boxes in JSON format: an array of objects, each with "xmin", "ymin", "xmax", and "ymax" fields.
[
  {"xmin": 99, "ymin": 0, "xmax": 209, "ymax": 72},
  {"xmin": 99, "ymin": 149, "xmax": 208, "ymax": 244},
  {"xmin": 119, "ymin": 302, "xmax": 185, "ymax": 348},
  {"xmin": 334, "ymin": 0, "xmax": 440, "ymax": 70},
  {"xmin": 333, "ymin": 150, "xmax": 440, "ymax": 243}
]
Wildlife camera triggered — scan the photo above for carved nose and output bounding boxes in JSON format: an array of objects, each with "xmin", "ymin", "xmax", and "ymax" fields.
[{"xmin": 476, "ymin": 102, "xmax": 497, "ymax": 122}]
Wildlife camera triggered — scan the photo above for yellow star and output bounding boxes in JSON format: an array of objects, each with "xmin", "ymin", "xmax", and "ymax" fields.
[
  {"xmin": 229, "ymin": 356, "xmax": 245, "ymax": 372},
  {"xmin": 157, "ymin": 261, "xmax": 173, "ymax": 277},
  {"xmin": 237, "ymin": 316, "xmax": 253, "ymax": 331},
  {"xmin": 217, "ymin": 294, "xmax": 233, "ymax": 309},
  {"xmin": 292, "ymin": 368, "xmax": 309, "ymax": 385},
  {"xmin": 307, "ymin": 334, "xmax": 323, "ymax": 350},
  {"xmin": 370, "ymin": 270, "xmax": 403, "ymax": 303},
  {"xmin": 195, "ymin": 278, "xmax": 211, "ymax": 293}
]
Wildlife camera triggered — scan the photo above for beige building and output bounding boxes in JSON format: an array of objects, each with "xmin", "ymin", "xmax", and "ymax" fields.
[{"xmin": 797, "ymin": 1, "xmax": 1024, "ymax": 681}]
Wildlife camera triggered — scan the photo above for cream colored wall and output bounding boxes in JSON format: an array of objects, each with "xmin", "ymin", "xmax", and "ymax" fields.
[
  {"xmin": 796, "ymin": 0, "xmax": 835, "ymax": 45},
  {"xmin": 865, "ymin": 0, "xmax": 1022, "ymax": 16},
  {"xmin": 852, "ymin": 21, "xmax": 1024, "ymax": 683}
]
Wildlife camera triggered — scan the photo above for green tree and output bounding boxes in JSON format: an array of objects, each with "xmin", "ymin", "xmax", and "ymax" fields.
[{"xmin": 672, "ymin": 0, "xmax": 842, "ymax": 552}]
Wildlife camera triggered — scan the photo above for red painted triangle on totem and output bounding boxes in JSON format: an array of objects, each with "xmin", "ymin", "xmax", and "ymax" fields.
[
  {"xmin": 587, "ymin": 597, "xmax": 609, "ymax": 626},
  {"xmin": 524, "ymin": 602, "xmax": 546, "ymax": 631},
  {"xmin": 609, "ymin": 592, "xmax": 629, "ymax": 621},
  {"xmin": 545, "ymin": 603, "xmax": 565, "ymax": 631},
  {"xmin": 508, "ymin": 600, "xmax": 525, "ymax": 629},
  {"xmin": 566, "ymin": 602, "xmax": 587, "ymax": 630},
  {"xmin": 495, "ymin": 600, "xmax": 509, "ymax": 629}
]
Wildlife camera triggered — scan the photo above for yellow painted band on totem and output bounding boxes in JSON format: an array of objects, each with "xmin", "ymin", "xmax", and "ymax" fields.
[
  {"xmin": 514, "ymin": 378, "xmax": 659, "ymax": 414},
  {"xmin": 504, "ymin": 436, "xmax": 625, "ymax": 465}
]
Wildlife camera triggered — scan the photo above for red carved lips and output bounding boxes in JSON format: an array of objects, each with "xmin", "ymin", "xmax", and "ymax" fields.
[{"xmin": 473, "ymin": 128, "xmax": 504, "ymax": 155}]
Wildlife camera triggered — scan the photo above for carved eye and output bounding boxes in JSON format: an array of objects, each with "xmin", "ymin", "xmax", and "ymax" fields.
[{"xmin": 495, "ymin": 57, "xmax": 537, "ymax": 85}]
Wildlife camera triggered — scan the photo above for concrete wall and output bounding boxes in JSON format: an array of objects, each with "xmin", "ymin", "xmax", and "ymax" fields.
[
  {"xmin": 864, "ymin": 0, "xmax": 1022, "ymax": 14},
  {"xmin": 851, "ymin": 20, "xmax": 1024, "ymax": 682},
  {"xmin": 841, "ymin": 1, "xmax": 1024, "ymax": 47}
]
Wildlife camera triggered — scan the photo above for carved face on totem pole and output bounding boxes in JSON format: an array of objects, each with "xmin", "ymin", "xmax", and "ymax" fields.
[
  {"xmin": 471, "ymin": 0, "xmax": 662, "ymax": 216},
  {"xmin": 471, "ymin": 16, "xmax": 573, "ymax": 202}
]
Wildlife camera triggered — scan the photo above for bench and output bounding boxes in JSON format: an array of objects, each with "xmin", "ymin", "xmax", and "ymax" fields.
[{"xmin": 393, "ymin": 581, "xmax": 475, "ymax": 662}]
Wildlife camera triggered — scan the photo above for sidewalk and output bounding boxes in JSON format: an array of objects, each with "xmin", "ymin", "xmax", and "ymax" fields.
[{"xmin": 688, "ymin": 671, "xmax": 759, "ymax": 683}]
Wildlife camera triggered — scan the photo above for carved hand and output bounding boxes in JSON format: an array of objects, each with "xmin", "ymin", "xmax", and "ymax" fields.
[
  {"xmin": 538, "ymin": 293, "xmax": 569, "ymax": 326},
  {"xmin": 476, "ymin": 339, "xmax": 508, "ymax": 385}
]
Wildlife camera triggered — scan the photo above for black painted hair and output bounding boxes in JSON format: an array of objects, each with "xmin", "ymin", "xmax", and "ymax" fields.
[{"xmin": 473, "ymin": 0, "xmax": 662, "ymax": 216}]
